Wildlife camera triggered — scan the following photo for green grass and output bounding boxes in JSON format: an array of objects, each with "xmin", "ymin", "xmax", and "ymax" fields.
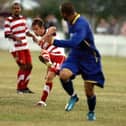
[{"xmin": 0, "ymin": 50, "xmax": 126, "ymax": 126}]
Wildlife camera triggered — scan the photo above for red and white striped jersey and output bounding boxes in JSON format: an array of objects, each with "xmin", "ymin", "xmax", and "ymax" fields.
[
  {"xmin": 40, "ymin": 40, "xmax": 65, "ymax": 56},
  {"xmin": 4, "ymin": 15, "xmax": 29, "ymax": 52}
]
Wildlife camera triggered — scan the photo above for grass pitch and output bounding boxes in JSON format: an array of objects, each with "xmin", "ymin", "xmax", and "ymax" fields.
[{"xmin": 0, "ymin": 50, "xmax": 126, "ymax": 126}]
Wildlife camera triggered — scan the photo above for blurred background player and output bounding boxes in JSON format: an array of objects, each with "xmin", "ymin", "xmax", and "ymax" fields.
[
  {"xmin": 42, "ymin": 2, "xmax": 105, "ymax": 121},
  {"xmin": 32, "ymin": 18, "xmax": 66, "ymax": 106},
  {"xmin": 4, "ymin": 2, "xmax": 35, "ymax": 94}
]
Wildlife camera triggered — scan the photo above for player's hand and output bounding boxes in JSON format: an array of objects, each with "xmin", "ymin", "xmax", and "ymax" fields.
[
  {"xmin": 41, "ymin": 35, "xmax": 54, "ymax": 45},
  {"xmin": 32, "ymin": 35, "xmax": 39, "ymax": 43},
  {"xmin": 46, "ymin": 26, "xmax": 56, "ymax": 36}
]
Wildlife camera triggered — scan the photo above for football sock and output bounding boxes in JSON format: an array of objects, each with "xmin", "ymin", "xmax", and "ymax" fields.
[
  {"xmin": 24, "ymin": 70, "xmax": 32, "ymax": 89},
  {"xmin": 41, "ymin": 82, "xmax": 53, "ymax": 102},
  {"xmin": 60, "ymin": 79, "xmax": 74, "ymax": 96},
  {"xmin": 17, "ymin": 69, "xmax": 25, "ymax": 90},
  {"xmin": 87, "ymin": 95, "xmax": 96, "ymax": 112}
]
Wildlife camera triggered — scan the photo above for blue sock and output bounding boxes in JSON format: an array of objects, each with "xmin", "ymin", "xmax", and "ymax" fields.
[
  {"xmin": 60, "ymin": 79, "xmax": 74, "ymax": 96},
  {"xmin": 87, "ymin": 95, "xmax": 96, "ymax": 112}
]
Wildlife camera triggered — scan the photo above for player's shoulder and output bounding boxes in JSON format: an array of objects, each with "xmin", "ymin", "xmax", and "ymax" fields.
[
  {"xmin": 76, "ymin": 16, "xmax": 90, "ymax": 29},
  {"xmin": 19, "ymin": 15, "xmax": 26, "ymax": 19},
  {"xmin": 5, "ymin": 16, "xmax": 13, "ymax": 21},
  {"xmin": 78, "ymin": 16, "xmax": 88, "ymax": 24}
]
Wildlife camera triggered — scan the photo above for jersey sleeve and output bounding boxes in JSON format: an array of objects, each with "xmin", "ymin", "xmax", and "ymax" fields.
[
  {"xmin": 53, "ymin": 21, "xmax": 88, "ymax": 48},
  {"xmin": 4, "ymin": 18, "xmax": 12, "ymax": 36}
]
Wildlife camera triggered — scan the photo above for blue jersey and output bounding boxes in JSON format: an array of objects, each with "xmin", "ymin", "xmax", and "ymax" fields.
[
  {"xmin": 53, "ymin": 14, "xmax": 105, "ymax": 87},
  {"xmin": 54, "ymin": 14, "xmax": 100, "ymax": 58}
]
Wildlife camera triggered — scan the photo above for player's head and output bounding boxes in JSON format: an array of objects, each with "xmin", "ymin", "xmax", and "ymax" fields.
[
  {"xmin": 32, "ymin": 18, "xmax": 45, "ymax": 36},
  {"xmin": 12, "ymin": 2, "xmax": 22, "ymax": 17},
  {"xmin": 60, "ymin": 2, "xmax": 76, "ymax": 22}
]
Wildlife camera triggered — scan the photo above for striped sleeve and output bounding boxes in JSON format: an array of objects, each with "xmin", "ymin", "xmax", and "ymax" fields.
[{"xmin": 4, "ymin": 17, "xmax": 12, "ymax": 35}]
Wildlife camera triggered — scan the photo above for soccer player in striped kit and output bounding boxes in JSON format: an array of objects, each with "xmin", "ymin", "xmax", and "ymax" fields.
[
  {"xmin": 4, "ymin": 2, "xmax": 35, "ymax": 94},
  {"xmin": 32, "ymin": 18, "xmax": 66, "ymax": 106},
  {"xmin": 42, "ymin": 2, "xmax": 105, "ymax": 121}
]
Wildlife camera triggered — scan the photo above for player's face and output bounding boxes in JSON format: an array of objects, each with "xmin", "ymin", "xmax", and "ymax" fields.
[
  {"xmin": 32, "ymin": 25, "xmax": 45, "ymax": 36},
  {"xmin": 12, "ymin": 4, "xmax": 21, "ymax": 16}
]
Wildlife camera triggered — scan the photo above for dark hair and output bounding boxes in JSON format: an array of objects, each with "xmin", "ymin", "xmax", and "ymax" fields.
[
  {"xmin": 32, "ymin": 18, "xmax": 44, "ymax": 27},
  {"xmin": 60, "ymin": 2, "xmax": 75, "ymax": 16},
  {"xmin": 12, "ymin": 2, "xmax": 22, "ymax": 9}
]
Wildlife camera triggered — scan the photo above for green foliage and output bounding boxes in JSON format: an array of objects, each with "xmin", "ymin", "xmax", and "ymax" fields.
[{"xmin": 32, "ymin": 0, "xmax": 126, "ymax": 20}]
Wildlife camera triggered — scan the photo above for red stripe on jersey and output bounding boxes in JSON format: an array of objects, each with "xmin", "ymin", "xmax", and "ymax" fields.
[
  {"xmin": 13, "ymin": 29, "xmax": 26, "ymax": 35},
  {"xmin": 4, "ymin": 24, "xmax": 10, "ymax": 27},
  {"xmin": 5, "ymin": 31, "xmax": 11, "ymax": 35},
  {"xmin": 17, "ymin": 36, "xmax": 26, "ymax": 40},
  {"xmin": 11, "ymin": 23, "xmax": 26, "ymax": 30},
  {"xmin": 15, "ymin": 43, "xmax": 27, "ymax": 47}
]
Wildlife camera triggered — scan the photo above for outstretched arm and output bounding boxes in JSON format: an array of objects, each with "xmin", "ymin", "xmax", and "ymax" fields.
[{"xmin": 38, "ymin": 26, "xmax": 56, "ymax": 46}]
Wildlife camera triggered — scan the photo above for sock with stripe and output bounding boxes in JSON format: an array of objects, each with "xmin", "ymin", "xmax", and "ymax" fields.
[{"xmin": 41, "ymin": 82, "xmax": 53, "ymax": 102}]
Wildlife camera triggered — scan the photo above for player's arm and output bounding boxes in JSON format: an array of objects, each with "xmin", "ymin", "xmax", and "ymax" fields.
[
  {"xmin": 44, "ymin": 26, "xmax": 56, "ymax": 37},
  {"xmin": 5, "ymin": 33, "xmax": 22, "ymax": 43},
  {"xmin": 26, "ymin": 31, "xmax": 38, "ymax": 42},
  {"xmin": 4, "ymin": 18, "xmax": 22, "ymax": 42},
  {"xmin": 53, "ymin": 24, "xmax": 87, "ymax": 48},
  {"xmin": 26, "ymin": 31, "xmax": 33, "ymax": 37},
  {"xmin": 26, "ymin": 31, "xmax": 42, "ymax": 45},
  {"xmin": 41, "ymin": 26, "xmax": 56, "ymax": 42},
  {"xmin": 42, "ymin": 23, "xmax": 87, "ymax": 48},
  {"xmin": 38, "ymin": 26, "xmax": 56, "ymax": 47}
]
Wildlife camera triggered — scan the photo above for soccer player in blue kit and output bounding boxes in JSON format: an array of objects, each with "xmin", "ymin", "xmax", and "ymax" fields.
[{"xmin": 42, "ymin": 2, "xmax": 105, "ymax": 121}]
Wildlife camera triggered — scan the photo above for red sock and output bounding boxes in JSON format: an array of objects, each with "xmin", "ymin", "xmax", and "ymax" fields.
[
  {"xmin": 17, "ymin": 69, "xmax": 25, "ymax": 90},
  {"xmin": 24, "ymin": 70, "xmax": 32, "ymax": 89},
  {"xmin": 41, "ymin": 82, "xmax": 53, "ymax": 102}
]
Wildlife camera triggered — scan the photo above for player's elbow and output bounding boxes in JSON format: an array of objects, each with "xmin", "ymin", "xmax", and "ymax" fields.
[{"xmin": 5, "ymin": 34, "xmax": 9, "ymax": 38}]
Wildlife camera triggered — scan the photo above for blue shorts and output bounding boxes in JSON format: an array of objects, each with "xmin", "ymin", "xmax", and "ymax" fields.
[{"xmin": 61, "ymin": 55, "xmax": 105, "ymax": 88}]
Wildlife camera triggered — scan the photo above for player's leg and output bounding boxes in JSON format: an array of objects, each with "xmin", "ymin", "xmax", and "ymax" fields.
[
  {"xmin": 81, "ymin": 55, "xmax": 105, "ymax": 120},
  {"xmin": 84, "ymin": 81, "xmax": 96, "ymax": 120},
  {"xmin": 37, "ymin": 71, "xmax": 56, "ymax": 106},
  {"xmin": 12, "ymin": 50, "xmax": 33, "ymax": 94},
  {"xmin": 23, "ymin": 49, "xmax": 33, "ymax": 93},
  {"xmin": 11, "ymin": 51, "xmax": 26, "ymax": 93},
  {"xmin": 59, "ymin": 68, "xmax": 79, "ymax": 111},
  {"xmin": 39, "ymin": 50, "xmax": 52, "ymax": 67},
  {"xmin": 60, "ymin": 68, "xmax": 75, "ymax": 96}
]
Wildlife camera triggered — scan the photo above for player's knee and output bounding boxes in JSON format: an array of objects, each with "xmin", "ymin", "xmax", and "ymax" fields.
[
  {"xmin": 85, "ymin": 82, "xmax": 95, "ymax": 97},
  {"xmin": 20, "ymin": 64, "xmax": 32, "ymax": 71},
  {"xmin": 25, "ymin": 64, "xmax": 33, "ymax": 71},
  {"xmin": 85, "ymin": 91, "xmax": 94, "ymax": 97},
  {"xmin": 27, "ymin": 64, "xmax": 33, "ymax": 70},
  {"xmin": 59, "ymin": 69, "xmax": 72, "ymax": 81},
  {"xmin": 46, "ymin": 75, "xmax": 53, "ymax": 83},
  {"xmin": 20, "ymin": 64, "xmax": 26, "ymax": 70}
]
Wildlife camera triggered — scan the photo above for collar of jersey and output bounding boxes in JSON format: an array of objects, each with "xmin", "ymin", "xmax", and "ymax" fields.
[
  {"xmin": 72, "ymin": 14, "xmax": 80, "ymax": 24},
  {"xmin": 12, "ymin": 14, "xmax": 22, "ymax": 19}
]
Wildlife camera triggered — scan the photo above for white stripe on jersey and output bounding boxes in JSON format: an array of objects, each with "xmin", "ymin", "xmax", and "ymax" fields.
[
  {"xmin": 4, "ymin": 27, "xmax": 10, "ymax": 32},
  {"xmin": 12, "ymin": 26, "xmax": 26, "ymax": 32},
  {"xmin": 42, "ymin": 42, "xmax": 65, "ymax": 56},
  {"xmin": 46, "ymin": 45, "xmax": 56, "ymax": 52},
  {"xmin": 4, "ymin": 15, "xmax": 29, "ymax": 52},
  {"xmin": 10, "ymin": 43, "xmax": 29, "ymax": 52},
  {"xmin": 10, "ymin": 19, "xmax": 26, "ymax": 27},
  {"xmin": 14, "ymin": 33, "xmax": 26, "ymax": 37}
]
